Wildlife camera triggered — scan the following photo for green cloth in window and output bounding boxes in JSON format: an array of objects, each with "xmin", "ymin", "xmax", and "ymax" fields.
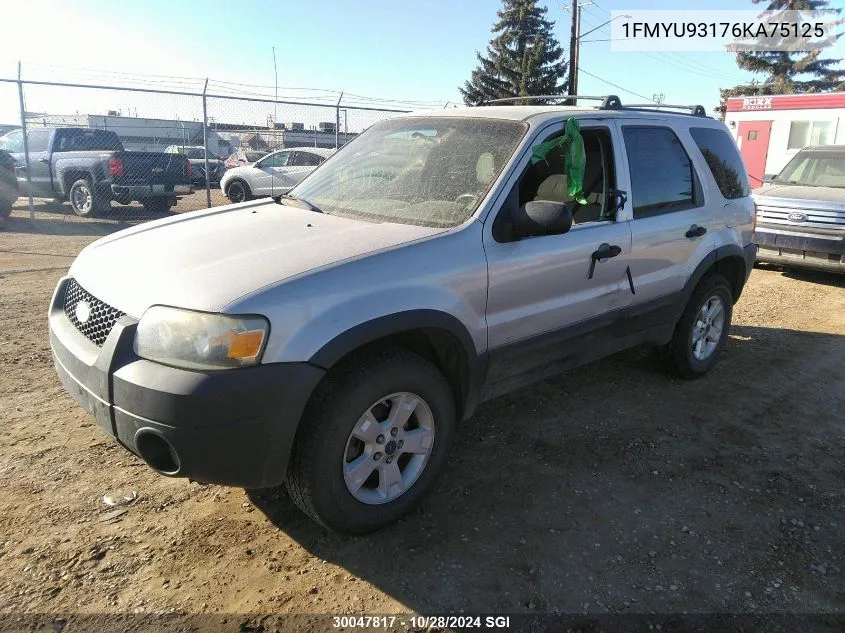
[{"xmin": 530, "ymin": 117, "xmax": 588, "ymax": 205}]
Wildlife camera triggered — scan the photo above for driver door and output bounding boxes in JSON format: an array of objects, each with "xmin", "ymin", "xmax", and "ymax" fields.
[
  {"xmin": 251, "ymin": 150, "xmax": 290, "ymax": 196},
  {"xmin": 483, "ymin": 121, "xmax": 633, "ymax": 386}
]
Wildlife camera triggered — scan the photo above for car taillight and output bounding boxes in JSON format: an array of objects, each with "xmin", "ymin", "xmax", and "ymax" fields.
[
  {"xmin": 108, "ymin": 157, "xmax": 124, "ymax": 177},
  {"xmin": 185, "ymin": 161, "xmax": 192, "ymax": 179}
]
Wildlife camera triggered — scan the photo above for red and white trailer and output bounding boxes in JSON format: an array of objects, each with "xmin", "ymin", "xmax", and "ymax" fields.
[{"xmin": 724, "ymin": 93, "xmax": 845, "ymax": 187}]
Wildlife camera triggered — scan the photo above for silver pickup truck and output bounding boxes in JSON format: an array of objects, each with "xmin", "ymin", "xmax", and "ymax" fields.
[{"xmin": 753, "ymin": 145, "xmax": 845, "ymax": 274}]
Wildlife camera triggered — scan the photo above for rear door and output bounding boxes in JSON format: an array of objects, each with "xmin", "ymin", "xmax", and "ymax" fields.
[
  {"xmin": 737, "ymin": 120, "xmax": 772, "ymax": 188},
  {"xmin": 273, "ymin": 150, "xmax": 323, "ymax": 192},
  {"xmin": 619, "ymin": 122, "xmax": 714, "ymax": 310}
]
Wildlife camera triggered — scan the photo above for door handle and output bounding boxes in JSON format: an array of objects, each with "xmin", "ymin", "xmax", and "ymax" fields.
[
  {"xmin": 37, "ymin": 158, "xmax": 49, "ymax": 164},
  {"xmin": 685, "ymin": 224, "xmax": 707, "ymax": 239},
  {"xmin": 588, "ymin": 243, "xmax": 622, "ymax": 279}
]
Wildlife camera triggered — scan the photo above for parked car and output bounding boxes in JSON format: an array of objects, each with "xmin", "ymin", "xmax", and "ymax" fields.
[
  {"xmin": 220, "ymin": 147, "xmax": 334, "ymax": 203},
  {"xmin": 49, "ymin": 98, "xmax": 756, "ymax": 533},
  {"xmin": 224, "ymin": 150, "xmax": 268, "ymax": 170},
  {"xmin": 164, "ymin": 145, "xmax": 226, "ymax": 186},
  {"xmin": 0, "ymin": 149, "xmax": 18, "ymax": 228},
  {"xmin": 752, "ymin": 145, "xmax": 845, "ymax": 274},
  {"xmin": 0, "ymin": 128, "xmax": 192, "ymax": 216}
]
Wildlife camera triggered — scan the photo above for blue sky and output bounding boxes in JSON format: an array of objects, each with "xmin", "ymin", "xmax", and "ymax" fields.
[{"xmin": 1, "ymin": 0, "xmax": 843, "ymax": 125}]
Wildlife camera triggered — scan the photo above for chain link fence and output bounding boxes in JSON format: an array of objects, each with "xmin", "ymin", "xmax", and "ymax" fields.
[{"xmin": 0, "ymin": 77, "xmax": 411, "ymax": 227}]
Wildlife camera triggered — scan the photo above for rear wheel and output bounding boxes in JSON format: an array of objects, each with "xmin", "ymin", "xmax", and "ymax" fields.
[
  {"xmin": 68, "ymin": 178, "xmax": 109, "ymax": 217},
  {"xmin": 667, "ymin": 273, "xmax": 733, "ymax": 379},
  {"xmin": 286, "ymin": 348, "xmax": 456, "ymax": 534},
  {"xmin": 226, "ymin": 179, "xmax": 252, "ymax": 204}
]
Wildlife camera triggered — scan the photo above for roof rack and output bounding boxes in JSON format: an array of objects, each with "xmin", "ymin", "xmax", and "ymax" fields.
[
  {"xmin": 622, "ymin": 103, "xmax": 708, "ymax": 117},
  {"xmin": 479, "ymin": 94, "xmax": 707, "ymax": 117},
  {"xmin": 481, "ymin": 94, "xmax": 622, "ymax": 109}
]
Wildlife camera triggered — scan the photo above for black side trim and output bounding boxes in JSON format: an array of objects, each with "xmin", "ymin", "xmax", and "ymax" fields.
[
  {"xmin": 308, "ymin": 310, "xmax": 486, "ymax": 419},
  {"xmin": 485, "ymin": 293, "xmax": 680, "ymax": 391}
]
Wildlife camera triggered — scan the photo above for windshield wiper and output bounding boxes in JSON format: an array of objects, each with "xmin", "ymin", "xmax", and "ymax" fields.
[{"xmin": 279, "ymin": 194, "xmax": 323, "ymax": 213}]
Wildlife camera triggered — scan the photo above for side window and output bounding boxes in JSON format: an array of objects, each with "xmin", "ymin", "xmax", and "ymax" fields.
[
  {"xmin": 26, "ymin": 129, "xmax": 51, "ymax": 153},
  {"xmin": 622, "ymin": 126, "xmax": 697, "ymax": 218},
  {"xmin": 493, "ymin": 126, "xmax": 616, "ymax": 241},
  {"xmin": 292, "ymin": 152, "xmax": 323, "ymax": 167},
  {"xmin": 689, "ymin": 127, "xmax": 750, "ymax": 200},
  {"xmin": 262, "ymin": 152, "xmax": 289, "ymax": 168}
]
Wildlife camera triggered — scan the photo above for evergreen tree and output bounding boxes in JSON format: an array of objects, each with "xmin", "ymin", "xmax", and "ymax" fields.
[
  {"xmin": 720, "ymin": 0, "xmax": 844, "ymax": 99},
  {"xmin": 460, "ymin": 0, "xmax": 568, "ymax": 105}
]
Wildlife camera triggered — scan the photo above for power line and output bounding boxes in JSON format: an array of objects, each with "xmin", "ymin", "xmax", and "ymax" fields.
[
  {"xmin": 577, "ymin": 66, "xmax": 656, "ymax": 101},
  {"xmin": 578, "ymin": 5, "xmax": 751, "ymax": 83}
]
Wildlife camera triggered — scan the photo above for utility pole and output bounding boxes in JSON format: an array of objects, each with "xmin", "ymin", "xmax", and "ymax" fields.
[{"xmin": 567, "ymin": 0, "xmax": 580, "ymax": 99}]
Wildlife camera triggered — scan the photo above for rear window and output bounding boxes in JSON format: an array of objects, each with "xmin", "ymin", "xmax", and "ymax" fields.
[
  {"xmin": 622, "ymin": 126, "xmax": 697, "ymax": 218},
  {"xmin": 58, "ymin": 130, "xmax": 123, "ymax": 152},
  {"xmin": 689, "ymin": 127, "xmax": 749, "ymax": 199}
]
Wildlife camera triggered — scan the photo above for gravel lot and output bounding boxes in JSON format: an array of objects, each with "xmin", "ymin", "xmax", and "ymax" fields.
[{"xmin": 0, "ymin": 197, "xmax": 843, "ymax": 627}]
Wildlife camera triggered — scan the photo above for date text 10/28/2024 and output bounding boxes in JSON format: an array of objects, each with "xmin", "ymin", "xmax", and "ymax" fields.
[{"xmin": 332, "ymin": 615, "xmax": 512, "ymax": 629}]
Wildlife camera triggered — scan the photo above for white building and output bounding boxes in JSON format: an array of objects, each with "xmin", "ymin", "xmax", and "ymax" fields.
[
  {"xmin": 724, "ymin": 93, "xmax": 845, "ymax": 187},
  {"xmin": 26, "ymin": 114, "xmax": 228, "ymax": 156}
]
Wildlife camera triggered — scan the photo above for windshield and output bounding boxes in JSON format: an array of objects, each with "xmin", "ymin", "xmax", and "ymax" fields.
[
  {"xmin": 776, "ymin": 151, "xmax": 845, "ymax": 188},
  {"xmin": 244, "ymin": 151, "xmax": 266, "ymax": 162},
  {"xmin": 289, "ymin": 116, "xmax": 528, "ymax": 227}
]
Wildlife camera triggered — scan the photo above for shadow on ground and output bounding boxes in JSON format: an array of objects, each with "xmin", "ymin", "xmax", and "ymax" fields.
[
  {"xmin": 248, "ymin": 325, "xmax": 844, "ymax": 615},
  {"xmin": 755, "ymin": 262, "xmax": 844, "ymax": 289}
]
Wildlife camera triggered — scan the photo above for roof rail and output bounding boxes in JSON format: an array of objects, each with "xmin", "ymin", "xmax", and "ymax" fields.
[
  {"xmin": 481, "ymin": 94, "xmax": 622, "ymax": 109},
  {"xmin": 477, "ymin": 94, "xmax": 706, "ymax": 117},
  {"xmin": 621, "ymin": 103, "xmax": 708, "ymax": 117}
]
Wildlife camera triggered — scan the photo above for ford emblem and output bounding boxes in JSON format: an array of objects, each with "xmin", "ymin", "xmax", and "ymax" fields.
[
  {"xmin": 75, "ymin": 300, "xmax": 92, "ymax": 324},
  {"xmin": 787, "ymin": 212, "xmax": 807, "ymax": 222}
]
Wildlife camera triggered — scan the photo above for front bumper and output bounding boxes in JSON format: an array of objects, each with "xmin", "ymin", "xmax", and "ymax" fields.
[
  {"xmin": 49, "ymin": 277, "xmax": 326, "ymax": 488},
  {"xmin": 753, "ymin": 227, "xmax": 845, "ymax": 273},
  {"xmin": 111, "ymin": 184, "xmax": 193, "ymax": 199}
]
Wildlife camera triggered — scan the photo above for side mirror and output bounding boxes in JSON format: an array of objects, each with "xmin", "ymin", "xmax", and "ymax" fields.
[
  {"xmin": 762, "ymin": 174, "xmax": 775, "ymax": 184},
  {"xmin": 511, "ymin": 200, "xmax": 573, "ymax": 238}
]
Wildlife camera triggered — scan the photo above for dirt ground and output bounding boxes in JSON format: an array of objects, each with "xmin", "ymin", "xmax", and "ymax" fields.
[{"xmin": 0, "ymin": 197, "xmax": 843, "ymax": 627}]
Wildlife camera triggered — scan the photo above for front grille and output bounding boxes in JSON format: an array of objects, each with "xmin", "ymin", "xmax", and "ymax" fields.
[
  {"xmin": 756, "ymin": 205, "xmax": 845, "ymax": 230},
  {"xmin": 63, "ymin": 279, "xmax": 124, "ymax": 347}
]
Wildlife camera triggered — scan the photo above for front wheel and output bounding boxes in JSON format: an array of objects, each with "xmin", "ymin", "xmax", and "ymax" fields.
[
  {"xmin": 667, "ymin": 273, "xmax": 733, "ymax": 379},
  {"xmin": 286, "ymin": 348, "xmax": 456, "ymax": 534},
  {"xmin": 226, "ymin": 179, "xmax": 252, "ymax": 204}
]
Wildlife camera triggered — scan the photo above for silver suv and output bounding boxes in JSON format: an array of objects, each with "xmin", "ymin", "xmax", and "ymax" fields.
[
  {"xmin": 753, "ymin": 145, "xmax": 845, "ymax": 274},
  {"xmin": 49, "ymin": 96, "xmax": 757, "ymax": 533}
]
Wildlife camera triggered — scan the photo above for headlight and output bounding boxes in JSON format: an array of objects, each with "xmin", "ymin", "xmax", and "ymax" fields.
[{"xmin": 134, "ymin": 306, "xmax": 269, "ymax": 371}]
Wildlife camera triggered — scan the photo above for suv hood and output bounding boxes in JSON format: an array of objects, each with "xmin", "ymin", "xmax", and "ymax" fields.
[
  {"xmin": 69, "ymin": 201, "xmax": 446, "ymax": 317},
  {"xmin": 754, "ymin": 183, "xmax": 845, "ymax": 210}
]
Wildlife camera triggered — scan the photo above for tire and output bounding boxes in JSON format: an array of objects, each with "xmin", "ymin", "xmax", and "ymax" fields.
[
  {"xmin": 68, "ymin": 178, "xmax": 106, "ymax": 217},
  {"xmin": 226, "ymin": 179, "xmax": 252, "ymax": 204},
  {"xmin": 286, "ymin": 348, "xmax": 456, "ymax": 534},
  {"xmin": 140, "ymin": 198, "xmax": 173, "ymax": 214},
  {"xmin": 667, "ymin": 273, "xmax": 733, "ymax": 379}
]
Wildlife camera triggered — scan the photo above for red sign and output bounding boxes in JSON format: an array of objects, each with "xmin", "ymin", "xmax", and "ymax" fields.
[{"xmin": 727, "ymin": 93, "xmax": 845, "ymax": 112}]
